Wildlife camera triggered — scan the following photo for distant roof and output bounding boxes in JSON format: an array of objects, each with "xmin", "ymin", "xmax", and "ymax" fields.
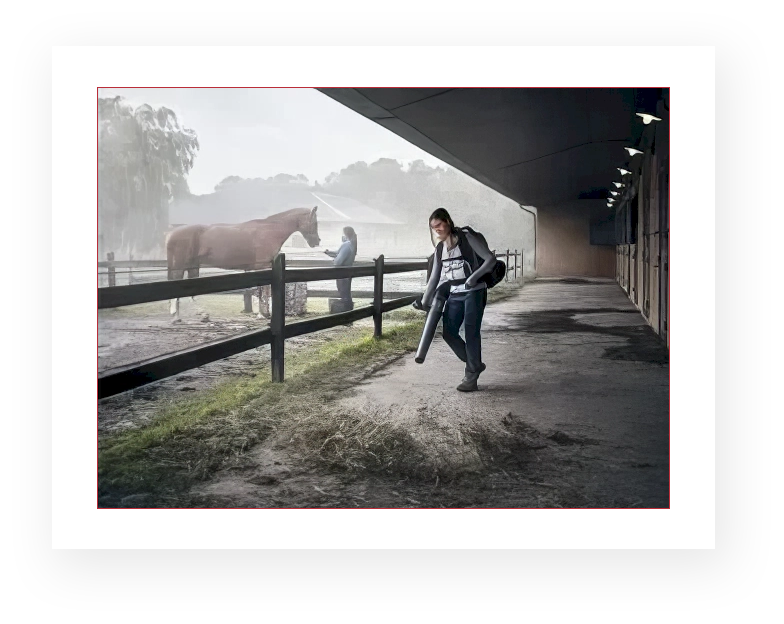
[
  {"xmin": 309, "ymin": 192, "xmax": 402, "ymax": 224},
  {"xmin": 170, "ymin": 182, "xmax": 403, "ymax": 226}
]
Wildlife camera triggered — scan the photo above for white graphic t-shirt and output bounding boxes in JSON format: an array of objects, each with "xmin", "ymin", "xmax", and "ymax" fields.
[{"xmin": 438, "ymin": 243, "xmax": 487, "ymax": 294}]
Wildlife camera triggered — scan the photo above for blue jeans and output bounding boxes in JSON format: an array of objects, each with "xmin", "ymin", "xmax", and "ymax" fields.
[{"xmin": 442, "ymin": 288, "xmax": 487, "ymax": 375}]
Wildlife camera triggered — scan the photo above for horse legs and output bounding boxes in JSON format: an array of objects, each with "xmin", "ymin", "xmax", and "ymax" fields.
[
  {"xmin": 168, "ymin": 268, "xmax": 185, "ymax": 323},
  {"xmin": 186, "ymin": 267, "xmax": 209, "ymax": 322},
  {"xmin": 169, "ymin": 298, "xmax": 182, "ymax": 322}
]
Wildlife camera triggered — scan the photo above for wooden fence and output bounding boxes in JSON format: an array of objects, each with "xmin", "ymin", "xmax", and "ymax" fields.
[
  {"xmin": 98, "ymin": 248, "xmax": 524, "ymax": 399},
  {"xmin": 98, "ymin": 254, "xmax": 426, "ymax": 399}
]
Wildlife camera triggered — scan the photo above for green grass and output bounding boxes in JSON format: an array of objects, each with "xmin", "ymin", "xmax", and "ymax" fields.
[
  {"xmin": 97, "ymin": 281, "xmax": 524, "ymax": 506},
  {"xmin": 102, "ymin": 295, "xmax": 253, "ymax": 320},
  {"xmin": 98, "ymin": 318, "xmax": 425, "ymax": 505}
]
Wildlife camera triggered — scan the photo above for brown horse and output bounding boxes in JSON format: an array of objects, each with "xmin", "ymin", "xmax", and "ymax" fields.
[{"xmin": 166, "ymin": 206, "xmax": 321, "ymax": 320}]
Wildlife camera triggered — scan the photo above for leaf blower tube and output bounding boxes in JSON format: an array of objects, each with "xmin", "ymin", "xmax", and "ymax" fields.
[{"xmin": 413, "ymin": 280, "xmax": 462, "ymax": 364}]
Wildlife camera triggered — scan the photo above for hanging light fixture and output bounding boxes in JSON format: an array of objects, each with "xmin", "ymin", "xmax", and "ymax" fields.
[
  {"xmin": 613, "ymin": 182, "xmax": 624, "ymax": 188},
  {"xmin": 636, "ymin": 112, "xmax": 661, "ymax": 124},
  {"xmin": 625, "ymin": 147, "xmax": 644, "ymax": 156},
  {"xmin": 617, "ymin": 168, "xmax": 632, "ymax": 176},
  {"xmin": 610, "ymin": 191, "xmax": 619, "ymax": 196}
]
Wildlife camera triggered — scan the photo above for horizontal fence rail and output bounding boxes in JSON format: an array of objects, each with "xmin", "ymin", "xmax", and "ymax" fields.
[
  {"xmin": 305, "ymin": 290, "xmax": 422, "ymax": 299},
  {"xmin": 97, "ymin": 264, "xmax": 400, "ymax": 309},
  {"xmin": 97, "ymin": 257, "xmax": 424, "ymax": 269},
  {"xmin": 99, "ymin": 327, "xmax": 273, "ymax": 399},
  {"xmin": 98, "ymin": 270, "xmax": 274, "ymax": 309}
]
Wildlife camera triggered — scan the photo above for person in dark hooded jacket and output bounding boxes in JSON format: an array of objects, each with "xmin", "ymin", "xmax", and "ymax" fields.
[{"xmin": 420, "ymin": 208, "xmax": 495, "ymax": 392}]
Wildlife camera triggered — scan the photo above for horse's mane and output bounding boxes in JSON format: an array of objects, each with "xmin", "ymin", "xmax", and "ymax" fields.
[
  {"xmin": 250, "ymin": 207, "xmax": 312, "ymax": 224},
  {"xmin": 169, "ymin": 208, "xmax": 314, "ymax": 231}
]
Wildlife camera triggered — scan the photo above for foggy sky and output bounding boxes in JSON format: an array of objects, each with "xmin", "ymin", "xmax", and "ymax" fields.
[{"xmin": 97, "ymin": 88, "xmax": 448, "ymax": 196}]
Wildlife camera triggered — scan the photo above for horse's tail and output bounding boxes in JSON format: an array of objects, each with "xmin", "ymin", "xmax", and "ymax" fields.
[{"xmin": 166, "ymin": 227, "xmax": 190, "ymax": 281}]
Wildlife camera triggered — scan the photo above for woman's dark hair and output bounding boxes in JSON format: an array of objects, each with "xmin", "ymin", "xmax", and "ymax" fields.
[
  {"xmin": 343, "ymin": 226, "xmax": 358, "ymax": 255},
  {"xmin": 428, "ymin": 207, "xmax": 456, "ymax": 247}
]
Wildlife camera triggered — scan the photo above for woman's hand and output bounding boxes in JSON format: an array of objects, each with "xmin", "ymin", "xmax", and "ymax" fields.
[{"xmin": 413, "ymin": 295, "xmax": 430, "ymax": 312}]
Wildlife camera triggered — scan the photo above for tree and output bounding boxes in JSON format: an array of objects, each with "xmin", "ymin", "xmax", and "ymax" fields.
[
  {"xmin": 214, "ymin": 175, "xmax": 243, "ymax": 192},
  {"xmin": 98, "ymin": 96, "xmax": 199, "ymax": 257}
]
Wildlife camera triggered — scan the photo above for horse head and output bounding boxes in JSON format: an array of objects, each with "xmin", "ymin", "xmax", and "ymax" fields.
[{"xmin": 299, "ymin": 206, "xmax": 321, "ymax": 247}]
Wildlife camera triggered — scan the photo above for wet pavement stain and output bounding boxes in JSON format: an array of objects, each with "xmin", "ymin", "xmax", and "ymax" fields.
[{"xmin": 504, "ymin": 309, "xmax": 669, "ymax": 366}]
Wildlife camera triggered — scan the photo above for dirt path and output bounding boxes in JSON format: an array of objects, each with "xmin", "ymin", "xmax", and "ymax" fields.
[
  {"xmin": 98, "ymin": 273, "xmax": 428, "ymax": 436},
  {"xmin": 98, "ymin": 295, "xmax": 392, "ymax": 435},
  {"xmin": 174, "ymin": 279, "xmax": 669, "ymax": 509}
]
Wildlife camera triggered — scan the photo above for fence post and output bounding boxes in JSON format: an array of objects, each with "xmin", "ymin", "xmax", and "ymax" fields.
[
  {"xmin": 505, "ymin": 249, "xmax": 510, "ymax": 282},
  {"xmin": 271, "ymin": 253, "xmax": 286, "ymax": 382},
  {"xmin": 106, "ymin": 252, "xmax": 115, "ymax": 287},
  {"xmin": 373, "ymin": 255, "xmax": 384, "ymax": 338},
  {"xmin": 521, "ymin": 249, "xmax": 525, "ymax": 285},
  {"xmin": 514, "ymin": 249, "xmax": 518, "ymax": 281}
]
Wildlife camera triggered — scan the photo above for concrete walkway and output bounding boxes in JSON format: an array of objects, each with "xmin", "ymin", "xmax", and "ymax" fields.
[{"xmin": 333, "ymin": 277, "xmax": 670, "ymax": 507}]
